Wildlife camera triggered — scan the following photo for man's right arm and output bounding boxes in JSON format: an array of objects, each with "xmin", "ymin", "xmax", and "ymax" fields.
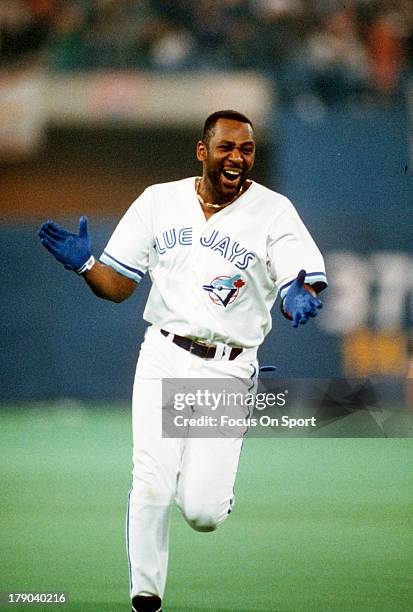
[
  {"xmin": 38, "ymin": 216, "xmax": 138, "ymax": 303},
  {"xmin": 83, "ymin": 261, "xmax": 137, "ymax": 303}
]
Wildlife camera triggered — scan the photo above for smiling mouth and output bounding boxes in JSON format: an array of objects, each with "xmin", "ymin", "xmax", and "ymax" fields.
[{"xmin": 221, "ymin": 168, "xmax": 242, "ymax": 183}]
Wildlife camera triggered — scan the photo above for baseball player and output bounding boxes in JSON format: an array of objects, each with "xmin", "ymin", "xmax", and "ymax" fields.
[{"xmin": 38, "ymin": 110, "xmax": 327, "ymax": 612}]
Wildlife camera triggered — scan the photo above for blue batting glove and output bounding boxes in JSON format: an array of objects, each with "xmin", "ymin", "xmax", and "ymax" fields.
[
  {"xmin": 283, "ymin": 269, "xmax": 323, "ymax": 328},
  {"xmin": 38, "ymin": 216, "xmax": 93, "ymax": 273}
]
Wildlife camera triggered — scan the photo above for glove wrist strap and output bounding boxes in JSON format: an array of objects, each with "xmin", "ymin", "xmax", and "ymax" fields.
[
  {"xmin": 76, "ymin": 255, "xmax": 95, "ymax": 275},
  {"xmin": 303, "ymin": 283, "xmax": 316, "ymax": 297},
  {"xmin": 280, "ymin": 297, "xmax": 293, "ymax": 320}
]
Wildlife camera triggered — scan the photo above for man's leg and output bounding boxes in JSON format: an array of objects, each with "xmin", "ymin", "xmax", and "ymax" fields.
[
  {"xmin": 128, "ymin": 377, "xmax": 182, "ymax": 600},
  {"xmin": 175, "ymin": 350, "xmax": 257, "ymax": 532},
  {"xmin": 128, "ymin": 329, "xmax": 184, "ymax": 602},
  {"xmin": 176, "ymin": 436, "xmax": 244, "ymax": 532}
]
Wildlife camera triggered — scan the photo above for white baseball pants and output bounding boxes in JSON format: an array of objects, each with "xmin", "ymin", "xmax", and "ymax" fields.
[{"xmin": 127, "ymin": 325, "xmax": 258, "ymax": 598}]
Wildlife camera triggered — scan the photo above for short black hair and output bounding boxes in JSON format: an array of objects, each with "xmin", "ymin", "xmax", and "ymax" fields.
[{"xmin": 202, "ymin": 110, "xmax": 253, "ymax": 145}]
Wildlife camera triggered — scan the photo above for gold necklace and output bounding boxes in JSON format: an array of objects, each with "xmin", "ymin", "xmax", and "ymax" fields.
[{"xmin": 195, "ymin": 177, "xmax": 246, "ymax": 210}]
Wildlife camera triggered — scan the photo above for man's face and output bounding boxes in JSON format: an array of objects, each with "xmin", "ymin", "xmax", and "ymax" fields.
[{"xmin": 197, "ymin": 118, "xmax": 256, "ymax": 201}]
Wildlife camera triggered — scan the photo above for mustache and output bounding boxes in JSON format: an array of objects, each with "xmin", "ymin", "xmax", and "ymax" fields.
[{"xmin": 222, "ymin": 163, "xmax": 243, "ymax": 170}]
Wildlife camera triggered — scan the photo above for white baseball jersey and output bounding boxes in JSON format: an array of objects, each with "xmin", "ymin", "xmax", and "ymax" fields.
[{"xmin": 100, "ymin": 177, "xmax": 327, "ymax": 348}]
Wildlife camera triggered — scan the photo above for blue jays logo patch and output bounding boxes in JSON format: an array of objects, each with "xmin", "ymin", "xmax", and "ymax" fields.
[{"xmin": 203, "ymin": 274, "xmax": 245, "ymax": 307}]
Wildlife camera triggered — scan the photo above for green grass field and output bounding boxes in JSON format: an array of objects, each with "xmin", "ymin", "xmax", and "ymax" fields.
[{"xmin": 1, "ymin": 405, "xmax": 412, "ymax": 611}]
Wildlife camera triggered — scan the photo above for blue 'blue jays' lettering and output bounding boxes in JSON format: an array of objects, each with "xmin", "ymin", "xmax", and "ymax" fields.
[
  {"xmin": 228, "ymin": 241, "xmax": 246, "ymax": 262},
  {"xmin": 200, "ymin": 230, "xmax": 218, "ymax": 247},
  {"xmin": 201, "ymin": 228, "xmax": 256, "ymax": 270},
  {"xmin": 234, "ymin": 251, "xmax": 255, "ymax": 270},
  {"xmin": 179, "ymin": 227, "xmax": 192, "ymax": 245},
  {"xmin": 155, "ymin": 226, "xmax": 256, "ymax": 269},
  {"xmin": 163, "ymin": 229, "xmax": 176, "ymax": 249},
  {"xmin": 213, "ymin": 237, "xmax": 230, "ymax": 258},
  {"xmin": 155, "ymin": 227, "xmax": 193, "ymax": 253}
]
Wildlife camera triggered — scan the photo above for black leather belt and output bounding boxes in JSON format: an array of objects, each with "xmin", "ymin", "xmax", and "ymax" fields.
[{"xmin": 161, "ymin": 329, "xmax": 243, "ymax": 361}]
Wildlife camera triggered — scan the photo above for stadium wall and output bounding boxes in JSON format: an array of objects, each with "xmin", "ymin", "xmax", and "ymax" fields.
[{"xmin": 2, "ymin": 106, "xmax": 412, "ymax": 401}]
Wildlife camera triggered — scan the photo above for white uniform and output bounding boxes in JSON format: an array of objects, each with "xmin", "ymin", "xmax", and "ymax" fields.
[{"xmin": 100, "ymin": 177, "xmax": 327, "ymax": 599}]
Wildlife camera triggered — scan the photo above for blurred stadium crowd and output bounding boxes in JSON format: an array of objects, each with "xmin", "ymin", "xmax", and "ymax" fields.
[{"xmin": 1, "ymin": 0, "xmax": 412, "ymax": 106}]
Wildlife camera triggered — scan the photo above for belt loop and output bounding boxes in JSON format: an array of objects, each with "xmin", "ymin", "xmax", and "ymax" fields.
[
  {"xmin": 214, "ymin": 343, "xmax": 229, "ymax": 361},
  {"xmin": 221, "ymin": 344, "xmax": 232, "ymax": 361},
  {"xmin": 221, "ymin": 345, "xmax": 232, "ymax": 360}
]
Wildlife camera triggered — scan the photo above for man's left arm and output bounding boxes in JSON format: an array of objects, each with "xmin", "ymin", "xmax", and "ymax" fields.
[{"xmin": 267, "ymin": 204, "xmax": 327, "ymax": 328}]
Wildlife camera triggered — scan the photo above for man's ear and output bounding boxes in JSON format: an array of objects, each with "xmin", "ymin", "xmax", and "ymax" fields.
[{"xmin": 196, "ymin": 140, "xmax": 207, "ymax": 162}]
